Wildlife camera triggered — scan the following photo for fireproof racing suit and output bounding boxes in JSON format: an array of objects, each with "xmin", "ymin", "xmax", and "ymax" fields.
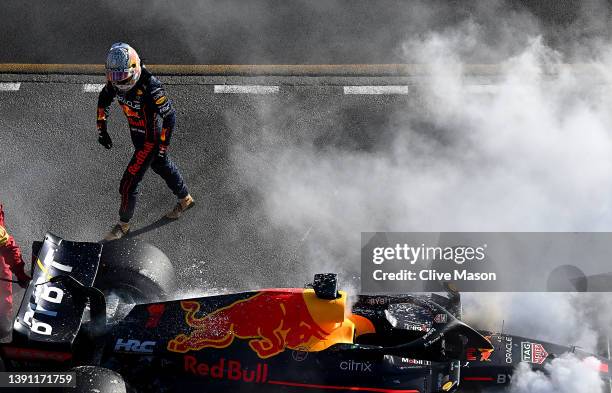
[
  {"xmin": 97, "ymin": 67, "xmax": 189, "ymax": 223},
  {"xmin": 0, "ymin": 205, "xmax": 30, "ymax": 338}
]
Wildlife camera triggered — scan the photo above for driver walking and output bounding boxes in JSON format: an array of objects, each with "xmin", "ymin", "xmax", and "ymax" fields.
[{"xmin": 96, "ymin": 43, "xmax": 194, "ymax": 241}]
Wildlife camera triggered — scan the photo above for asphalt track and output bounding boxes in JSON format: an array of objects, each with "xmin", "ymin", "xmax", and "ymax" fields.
[
  {"xmin": 0, "ymin": 73, "xmax": 432, "ymax": 298},
  {"xmin": 0, "ymin": 0, "xmax": 605, "ymax": 65}
]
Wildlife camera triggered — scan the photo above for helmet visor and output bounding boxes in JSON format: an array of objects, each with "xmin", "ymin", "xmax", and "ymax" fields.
[{"xmin": 106, "ymin": 70, "xmax": 132, "ymax": 82}]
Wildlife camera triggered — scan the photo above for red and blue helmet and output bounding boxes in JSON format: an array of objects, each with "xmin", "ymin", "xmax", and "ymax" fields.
[{"xmin": 105, "ymin": 42, "xmax": 141, "ymax": 93}]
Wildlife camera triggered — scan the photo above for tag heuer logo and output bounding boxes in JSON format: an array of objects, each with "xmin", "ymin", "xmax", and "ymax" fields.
[{"xmin": 521, "ymin": 342, "xmax": 548, "ymax": 364}]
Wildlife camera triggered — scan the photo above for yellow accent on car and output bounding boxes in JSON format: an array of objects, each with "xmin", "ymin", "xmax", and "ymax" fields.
[
  {"xmin": 0, "ymin": 225, "xmax": 8, "ymax": 247},
  {"xmin": 348, "ymin": 313, "xmax": 376, "ymax": 337},
  {"xmin": 155, "ymin": 96, "xmax": 167, "ymax": 105},
  {"xmin": 442, "ymin": 381, "xmax": 455, "ymax": 391},
  {"xmin": 302, "ymin": 289, "xmax": 355, "ymax": 352},
  {"xmin": 36, "ymin": 257, "xmax": 52, "ymax": 280}
]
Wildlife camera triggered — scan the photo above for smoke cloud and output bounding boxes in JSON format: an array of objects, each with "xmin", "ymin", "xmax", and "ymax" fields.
[
  {"xmin": 506, "ymin": 355, "xmax": 604, "ymax": 393},
  {"xmin": 224, "ymin": 2, "xmax": 612, "ymax": 389},
  {"xmin": 230, "ymin": 11, "xmax": 612, "ymax": 272}
]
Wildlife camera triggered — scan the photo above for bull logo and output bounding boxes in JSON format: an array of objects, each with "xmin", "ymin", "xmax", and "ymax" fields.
[
  {"xmin": 167, "ymin": 292, "xmax": 330, "ymax": 359},
  {"xmin": 121, "ymin": 104, "xmax": 140, "ymax": 119}
]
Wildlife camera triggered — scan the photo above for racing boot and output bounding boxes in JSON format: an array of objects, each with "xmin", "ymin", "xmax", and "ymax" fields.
[
  {"xmin": 103, "ymin": 222, "xmax": 130, "ymax": 241},
  {"xmin": 165, "ymin": 194, "xmax": 195, "ymax": 220}
]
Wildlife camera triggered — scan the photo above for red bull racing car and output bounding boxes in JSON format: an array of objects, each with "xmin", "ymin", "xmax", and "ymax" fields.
[{"xmin": 0, "ymin": 234, "xmax": 610, "ymax": 392}]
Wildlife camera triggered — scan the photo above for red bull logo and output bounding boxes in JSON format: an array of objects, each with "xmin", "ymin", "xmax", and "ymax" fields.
[
  {"xmin": 121, "ymin": 104, "xmax": 145, "ymax": 128},
  {"xmin": 184, "ymin": 356, "xmax": 269, "ymax": 383},
  {"xmin": 167, "ymin": 292, "xmax": 331, "ymax": 359},
  {"xmin": 127, "ymin": 142, "xmax": 154, "ymax": 175},
  {"xmin": 121, "ymin": 104, "xmax": 140, "ymax": 118},
  {"xmin": 466, "ymin": 347, "xmax": 493, "ymax": 362}
]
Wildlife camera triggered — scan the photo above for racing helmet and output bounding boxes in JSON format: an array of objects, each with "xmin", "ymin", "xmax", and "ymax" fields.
[{"xmin": 105, "ymin": 42, "xmax": 141, "ymax": 93}]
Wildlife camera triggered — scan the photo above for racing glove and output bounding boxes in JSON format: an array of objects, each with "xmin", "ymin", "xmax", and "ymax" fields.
[{"xmin": 97, "ymin": 121, "xmax": 113, "ymax": 149}]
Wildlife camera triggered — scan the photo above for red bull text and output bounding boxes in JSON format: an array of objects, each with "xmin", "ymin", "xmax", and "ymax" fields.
[{"xmin": 184, "ymin": 356, "xmax": 269, "ymax": 383}]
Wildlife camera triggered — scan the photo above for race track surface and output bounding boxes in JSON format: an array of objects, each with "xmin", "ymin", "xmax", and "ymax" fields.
[{"xmin": 0, "ymin": 74, "xmax": 426, "ymax": 296}]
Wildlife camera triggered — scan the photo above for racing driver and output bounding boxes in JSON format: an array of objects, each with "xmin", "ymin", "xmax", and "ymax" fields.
[
  {"xmin": 97, "ymin": 42, "xmax": 194, "ymax": 241},
  {"xmin": 0, "ymin": 204, "xmax": 31, "ymax": 341}
]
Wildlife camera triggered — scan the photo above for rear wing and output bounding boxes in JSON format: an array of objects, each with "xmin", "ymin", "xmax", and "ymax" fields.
[{"xmin": 13, "ymin": 233, "xmax": 102, "ymax": 348}]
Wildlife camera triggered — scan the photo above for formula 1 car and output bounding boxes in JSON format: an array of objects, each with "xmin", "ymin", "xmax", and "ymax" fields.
[{"xmin": 0, "ymin": 234, "xmax": 610, "ymax": 393}]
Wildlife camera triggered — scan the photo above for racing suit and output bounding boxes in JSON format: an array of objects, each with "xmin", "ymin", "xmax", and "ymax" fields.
[
  {"xmin": 0, "ymin": 205, "xmax": 29, "ymax": 338},
  {"xmin": 97, "ymin": 67, "xmax": 189, "ymax": 223}
]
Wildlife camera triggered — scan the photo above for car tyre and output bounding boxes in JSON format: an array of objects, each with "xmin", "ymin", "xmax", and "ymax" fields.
[
  {"xmin": 62, "ymin": 366, "xmax": 126, "ymax": 393},
  {"xmin": 95, "ymin": 238, "xmax": 176, "ymax": 303}
]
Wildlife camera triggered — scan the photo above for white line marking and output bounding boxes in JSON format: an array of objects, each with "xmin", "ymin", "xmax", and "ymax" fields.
[
  {"xmin": 214, "ymin": 85, "xmax": 279, "ymax": 94},
  {"xmin": 0, "ymin": 83, "xmax": 21, "ymax": 91},
  {"xmin": 343, "ymin": 86, "xmax": 409, "ymax": 95},
  {"xmin": 83, "ymin": 84, "xmax": 105, "ymax": 93}
]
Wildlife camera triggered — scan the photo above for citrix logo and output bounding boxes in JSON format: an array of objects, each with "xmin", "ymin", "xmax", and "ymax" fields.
[{"xmin": 340, "ymin": 360, "xmax": 373, "ymax": 372}]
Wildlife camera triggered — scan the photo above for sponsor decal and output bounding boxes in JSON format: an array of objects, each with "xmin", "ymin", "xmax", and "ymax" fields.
[
  {"xmin": 121, "ymin": 104, "xmax": 145, "ymax": 128},
  {"xmin": 155, "ymin": 95, "xmax": 168, "ymax": 105},
  {"xmin": 2, "ymin": 347, "xmax": 72, "ymax": 362},
  {"xmin": 521, "ymin": 342, "xmax": 548, "ymax": 364},
  {"xmin": 404, "ymin": 323, "xmax": 429, "ymax": 332},
  {"xmin": 466, "ymin": 347, "xmax": 492, "ymax": 362},
  {"xmin": 159, "ymin": 103, "xmax": 172, "ymax": 117},
  {"xmin": 291, "ymin": 346, "xmax": 309, "ymax": 362},
  {"xmin": 114, "ymin": 339, "xmax": 156, "ymax": 353},
  {"xmin": 433, "ymin": 314, "xmax": 447, "ymax": 324},
  {"xmin": 127, "ymin": 118, "xmax": 145, "ymax": 128},
  {"xmin": 496, "ymin": 374, "xmax": 512, "ymax": 384},
  {"xmin": 117, "ymin": 95, "xmax": 141, "ymax": 109},
  {"xmin": 161, "ymin": 127, "xmax": 168, "ymax": 142},
  {"xmin": 401, "ymin": 358, "xmax": 432, "ymax": 366},
  {"xmin": 145, "ymin": 304, "xmax": 165, "ymax": 329},
  {"xmin": 366, "ymin": 297, "xmax": 390, "ymax": 305},
  {"xmin": 168, "ymin": 292, "xmax": 329, "ymax": 359},
  {"xmin": 22, "ymin": 246, "xmax": 72, "ymax": 336},
  {"xmin": 128, "ymin": 142, "xmax": 155, "ymax": 175},
  {"xmin": 136, "ymin": 89, "xmax": 143, "ymax": 96},
  {"xmin": 422, "ymin": 327, "xmax": 443, "ymax": 347},
  {"xmin": 184, "ymin": 356, "xmax": 269, "ymax": 383},
  {"xmin": 504, "ymin": 336, "xmax": 513, "ymax": 364},
  {"xmin": 339, "ymin": 360, "xmax": 372, "ymax": 372},
  {"xmin": 97, "ymin": 107, "xmax": 106, "ymax": 121}
]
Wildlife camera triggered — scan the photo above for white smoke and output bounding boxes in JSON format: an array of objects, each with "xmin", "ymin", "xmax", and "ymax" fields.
[
  {"xmin": 507, "ymin": 355, "xmax": 604, "ymax": 393},
  {"xmin": 462, "ymin": 293, "xmax": 599, "ymax": 351},
  {"xmin": 227, "ymin": 8, "xmax": 612, "ymax": 390},
  {"xmin": 230, "ymin": 19, "xmax": 612, "ymax": 271}
]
